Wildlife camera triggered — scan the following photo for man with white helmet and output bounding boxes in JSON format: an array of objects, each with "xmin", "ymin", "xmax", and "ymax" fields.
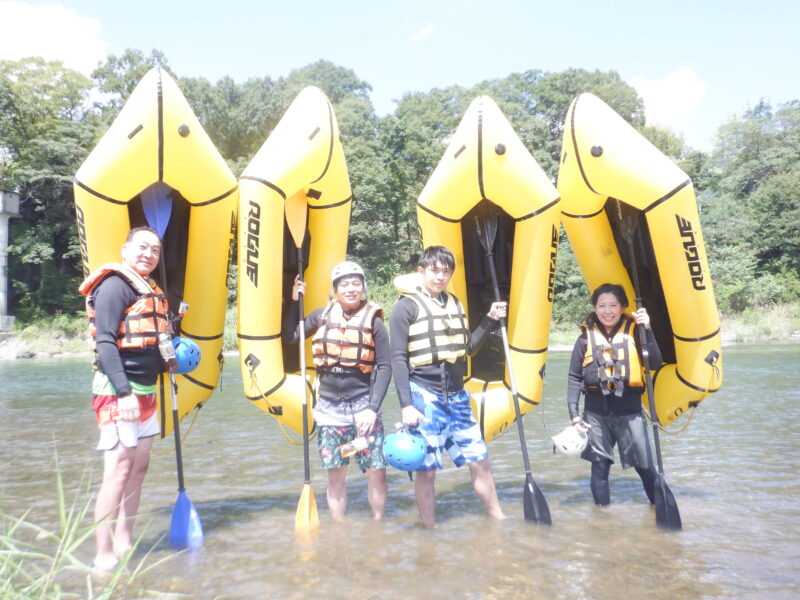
[{"xmin": 283, "ymin": 260, "xmax": 391, "ymax": 520}]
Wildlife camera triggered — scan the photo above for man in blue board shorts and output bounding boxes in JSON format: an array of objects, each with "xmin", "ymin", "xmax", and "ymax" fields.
[{"xmin": 390, "ymin": 245, "xmax": 506, "ymax": 528}]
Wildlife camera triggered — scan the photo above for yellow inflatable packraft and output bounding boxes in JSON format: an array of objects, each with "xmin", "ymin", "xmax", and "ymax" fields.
[
  {"xmin": 73, "ymin": 67, "xmax": 238, "ymax": 437},
  {"xmin": 557, "ymin": 93, "xmax": 722, "ymax": 425},
  {"xmin": 412, "ymin": 95, "xmax": 561, "ymax": 443},
  {"xmin": 237, "ymin": 86, "xmax": 351, "ymax": 435}
]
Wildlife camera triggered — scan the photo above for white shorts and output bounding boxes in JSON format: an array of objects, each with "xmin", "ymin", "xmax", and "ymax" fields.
[{"xmin": 96, "ymin": 413, "xmax": 160, "ymax": 451}]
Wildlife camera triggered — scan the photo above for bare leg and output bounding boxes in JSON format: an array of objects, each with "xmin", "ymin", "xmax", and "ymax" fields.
[
  {"xmin": 414, "ymin": 469, "xmax": 437, "ymax": 528},
  {"xmin": 326, "ymin": 466, "xmax": 348, "ymax": 520},
  {"xmin": 113, "ymin": 437, "xmax": 153, "ymax": 556},
  {"xmin": 365, "ymin": 468, "xmax": 387, "ymax": 520},
  {"xmin": 468, "ymin": 458, "xmax": 505, "ymax": 520},
  {"xmin": 94, "ymin": 444, "xmax": 135, "ymax": 568}
]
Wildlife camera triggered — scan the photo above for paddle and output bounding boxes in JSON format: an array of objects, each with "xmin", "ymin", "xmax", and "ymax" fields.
[
  {"xmin": 615, "ymin": 200, "xmax": 682, "ymax": 531},
  {"xmin": 141, "ymin": 182, "xmax": 173, "ymax": 238},
  {"xmin": 144, "ymin": 194, "xmax": 204, "ymax": 548},
  {"xmin": 473, "ymin": 202, "xmax": 551, "ymax": 525},
  {"xmin": 286, "ymin": 191, "xmax": 319, "ymax": 532},
  {"xmin": 165, "ymin": 366, "xmax": 204, "ymax": 549}
]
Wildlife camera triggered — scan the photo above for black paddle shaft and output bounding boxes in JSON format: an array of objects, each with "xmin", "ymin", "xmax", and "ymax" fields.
[
  {"xmin": 158, "ymin": 265, "xmax": 187, "ymax": 493},
  {"xmin": 170, "ymin": 380, "xmax": 186, "ymax": 492},
  {"xmin": 297, "ymin": 250, "xmax": 311, "ymax": 484},
  {"xmin": 617, "ymin": 201, "xmax": 681, "ymax": 529},
  {"xmin": 616, "ymin": 203, "xmax": 668, "ymax": 476},
  {"xmin": 634, "ymin": 298, "xmax": 666, "ymax": 474},
  {"xmin": 475, "ymin": 206, "xmax": 551, "ymax": 524},
  {"xmin": 484, "ymin": 254, "xmax": 532, "ymax": 467}
]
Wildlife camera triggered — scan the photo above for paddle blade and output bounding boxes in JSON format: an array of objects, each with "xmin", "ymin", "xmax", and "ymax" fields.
[
  {"xmin": 654, "ymin": 474, "xmax": 682, "ymax": 530},
  {"xmin": 523, "ymin": 474, "xmax": 552, "ymax": 525},
  {"xmin": 285, "ymin": 191, "xmax": 308, "ymax": 249},
  {"xmin": 170, "ymin": 491, "xmax": 204, "ymax": 549},
  {"xmin": 295, "ymin": 483, "xmax": 319, "ymax": 532},
  {"xmin": 141, "ymin": 182, "xmax": 173, "ymax": 238}
]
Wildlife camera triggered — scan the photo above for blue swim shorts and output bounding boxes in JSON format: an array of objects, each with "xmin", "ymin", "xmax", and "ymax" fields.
[{"xmin": 409, "ymin": 381, "xmax": 489, "ymax": 470}]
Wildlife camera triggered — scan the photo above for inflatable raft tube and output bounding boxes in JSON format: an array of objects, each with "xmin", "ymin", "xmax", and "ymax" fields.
[
  {"xmin": 412, "ymin": 95, "xmax": 561, "ymax": 443},
  {"xmin": 237, "ymin": 86, "xmax": 351, "ymax": 435},
  {"xmin": 73, "ymin": 67, "xmax": 238, "ymax": 437},
  {"xmin": 557, "ymin": 93, "xmax": 722, "ymax": 426}
]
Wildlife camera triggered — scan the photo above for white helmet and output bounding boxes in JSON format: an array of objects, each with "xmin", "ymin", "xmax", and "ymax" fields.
[
  {"xmin": 551, "ymin": 425, "xmax": 588, "ymax": 457},
  {"xmin": 331, "ymin": 261, "xmax": 365, "ymax": 285}
]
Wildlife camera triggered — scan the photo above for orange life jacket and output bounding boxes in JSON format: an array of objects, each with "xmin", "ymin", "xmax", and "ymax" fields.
[
  {"xmin": 79, "ymin": 263, "xmax": 169, "ymax": 350},
  {"xmin": 581, "ymin": 314, "xmax": 643, "ymax": 397},
  {"xmin": 311, "ymin": 300, "xmax": 382, "ymax": 373}
]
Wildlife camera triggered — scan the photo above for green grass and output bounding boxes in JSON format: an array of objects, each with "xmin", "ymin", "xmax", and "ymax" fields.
[
  {"xmin": 13, "ymin": 314, "xmax": 91, "ymax": 356},
  {"xmin": 0, "ymin": 451, "xmax": 178, "ymax": 599},
  {"xmin": 223, "ymin": 305, "xmax": 237, "ymax": 352},
  {"xmin": 720, "ymin": 301, "xmax": 800, "ymax": 343}
]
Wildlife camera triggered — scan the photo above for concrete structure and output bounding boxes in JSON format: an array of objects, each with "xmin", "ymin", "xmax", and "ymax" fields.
[{"xmin": 0, "ymin": 189, "xmax": 20, "ymax": 331}]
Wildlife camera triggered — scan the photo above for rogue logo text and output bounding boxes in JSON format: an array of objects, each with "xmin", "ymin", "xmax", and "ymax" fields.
[
  {"xmin": 676, "ymin": 214, "xmax": 706, "ymax": 291},
  {"xmin": 547, "ymin": 224, "xmax": 558, "ymax": 302},
  {"xmin": 246, "ymin": 200, "xmax": 260, "ymax": 286},
  {"xmin": 75, "ymin": 205, "xmax": 89, "ymax": 277}
]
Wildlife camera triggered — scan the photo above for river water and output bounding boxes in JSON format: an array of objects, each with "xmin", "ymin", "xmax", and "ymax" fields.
[{"xmin": 2, "ymin": 344, "xmax": 799, "ymax": 599}]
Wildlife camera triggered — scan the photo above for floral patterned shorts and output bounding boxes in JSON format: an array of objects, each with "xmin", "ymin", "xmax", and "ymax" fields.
[{"xmin": 317, "ymin": 421, "xmax": 387, "ymax": 471}]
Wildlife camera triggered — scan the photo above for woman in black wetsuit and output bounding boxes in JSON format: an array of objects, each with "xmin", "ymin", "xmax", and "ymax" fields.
[{"xmin": 566, "ymin": 283, "xmax": 662, "ymax": 506}]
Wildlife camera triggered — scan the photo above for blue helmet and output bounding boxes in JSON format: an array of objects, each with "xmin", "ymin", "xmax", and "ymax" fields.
[
  {"xmin": 172, "ymin": 337, "xmax": 201, "ymax": 374},
  {"xmin": 383, "ymin": 431, "xmax": 427, "ymax": 471}
]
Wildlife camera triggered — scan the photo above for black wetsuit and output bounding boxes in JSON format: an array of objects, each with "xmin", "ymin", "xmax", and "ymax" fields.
[
  {"xmin": 92, "ymin": 274, "xmax": 162, "ymax": 395},
  {"xmin": 566, "ymin": 322, "xmax": 662, "ymax": 506}
]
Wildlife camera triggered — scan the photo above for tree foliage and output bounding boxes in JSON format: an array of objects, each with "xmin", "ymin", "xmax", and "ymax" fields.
[
  {"xmin": 1, "ymin": 58, "xmax": 99, "ymax": 319},
  {"xmin": 1, "ymin": 52, "xmax": 797, "ymax": 324}
]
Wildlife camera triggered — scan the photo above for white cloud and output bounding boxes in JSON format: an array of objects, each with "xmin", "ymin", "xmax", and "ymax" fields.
[
  {"xmin": 629, "ymin": 66, "xmax": 706, "ymax": 127},
  {"xmin": 409, "ymin": 23, "xmax": 434, "ymax": 43},
  {"xmin": 0, "ymin": 2, "xmax": 106, "ymax": 74}
]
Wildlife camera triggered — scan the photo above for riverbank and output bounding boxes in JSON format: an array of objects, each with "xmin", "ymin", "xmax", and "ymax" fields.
[{"xmin": 2, "ymin": 302, "xmax": 798, "ymax": 361}]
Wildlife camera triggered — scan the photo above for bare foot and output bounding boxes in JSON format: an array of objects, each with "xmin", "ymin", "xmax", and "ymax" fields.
[{"xmin": 92, "ymin": 554, "xmax": 119, "ymax": 572}]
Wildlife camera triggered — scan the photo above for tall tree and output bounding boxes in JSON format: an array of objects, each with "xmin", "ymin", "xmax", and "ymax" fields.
[
  {"xmin": 91, "ymin": 49, "xmax": 172, "ymax": 114},
  {"xmin": 1, "ymin": 58, "xmax": 98, "ymax": 318}
]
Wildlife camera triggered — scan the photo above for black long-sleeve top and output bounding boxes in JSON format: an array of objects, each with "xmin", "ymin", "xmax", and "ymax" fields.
[
  {"xmin": 566, "ymin": 325, "xmax": 662, "ymax": 419},
  {"xmin": 92, "ymin": 274, "xmax": 163, "ymax": 396},
  {"xmin": 282, "ymin": 301, "xmax": 391, "ymax": 413},
  {"xmin": 390, "ymin": 294, "xmax": 497, "ymax": 409}
]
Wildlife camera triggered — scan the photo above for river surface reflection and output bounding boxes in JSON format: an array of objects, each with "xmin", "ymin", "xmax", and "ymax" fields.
[{"xmin": 1, "ymin": 344, "xmax": 799, "ymax": 599}]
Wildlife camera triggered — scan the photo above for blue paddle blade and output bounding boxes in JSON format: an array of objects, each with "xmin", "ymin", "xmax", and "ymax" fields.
[
  {"xmin": 170, "ymin": 491, "xmax": 204, "ymax": 549},
  {"xmin": 141, "ymin": 182, "xmax": 173, "ymax": 238}
]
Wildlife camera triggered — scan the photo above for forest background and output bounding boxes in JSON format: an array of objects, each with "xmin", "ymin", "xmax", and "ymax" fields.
[{"xmin": 1, "ymin": 50, "xmax": 798, "ymax": 351}]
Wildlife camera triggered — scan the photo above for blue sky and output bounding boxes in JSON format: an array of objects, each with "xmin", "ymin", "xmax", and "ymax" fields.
[{"xmin": 1, "ymin": 0, "xmax": 797, "ymax": 151}]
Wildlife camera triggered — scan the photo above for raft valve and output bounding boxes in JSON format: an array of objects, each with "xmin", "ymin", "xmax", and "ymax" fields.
[
  {"xmin": 590, "ymin": 145, "xmax": 603, "ymax": 157},
  {"xmin": 178, "ymin": 124, "xmax": 190, "ymax": 137},
  {"xmin": 495, "ymin": 143, "xmax": 506, "ymax": 155}
]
